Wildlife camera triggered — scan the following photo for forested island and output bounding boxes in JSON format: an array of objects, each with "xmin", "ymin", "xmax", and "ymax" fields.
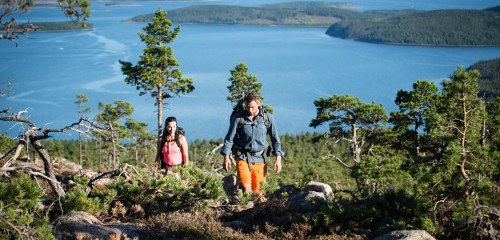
[
  {"xmin": 124, "ymin": 2, "xmax": 361, "ymax": 26},
  {"xmin": 15, "ymin": 21, "xmax": 93, "ymax": 32},
  {"xmin": 326, "ymin": 7, "xmax": 500, "ymax": 46},
  {"xmin": 126, "ymin": 2, "xmax": 500, "ymax": 47}
]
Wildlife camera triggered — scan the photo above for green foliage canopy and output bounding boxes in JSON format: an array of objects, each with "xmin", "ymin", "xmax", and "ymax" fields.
[{"xmin": 226, "ymin": 63, "xmax": 263, "ymax": 104}]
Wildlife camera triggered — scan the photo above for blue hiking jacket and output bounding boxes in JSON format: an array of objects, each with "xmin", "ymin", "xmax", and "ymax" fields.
[{"xmin": 221, "ymin": 110, "xmax": 284, "ymax": 162}]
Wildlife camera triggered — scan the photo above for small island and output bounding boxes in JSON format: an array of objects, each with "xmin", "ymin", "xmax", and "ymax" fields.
[
  {"xmin": 105, "ymin": 3, "xmax": 142, "ymax": 7},
  {"xmin": 15, "ymin": 21, "xmax": 93, "ymax": 32},
  {"xmin": 125, "ymin": 2, "xmax": 500, "ymax": 47}
]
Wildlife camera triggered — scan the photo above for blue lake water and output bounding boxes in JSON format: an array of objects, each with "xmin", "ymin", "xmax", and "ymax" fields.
[{"xmin": 1, "ymin": 0, "xmax": 500, "ymax": 141}]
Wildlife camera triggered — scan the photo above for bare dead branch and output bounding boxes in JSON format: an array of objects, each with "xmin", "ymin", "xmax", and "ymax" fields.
[
  {"xmin": 0, "ymin": 109, "xmax": 34, "ymax": 126},
  {"xmin": 433, "ymin": 196, "xmax": 449, "ymax": 212},
  {"xmin": 206, "ymin": 143, "xmax": 224, "ymax": 157},
  {"xmin": 1, "ymin": 108, "xmax": 108, "ymax": 141},
  {"xmin": 0, "ymin": 165, "xmax": 62, "ymax": 188},
  {"xmin": 85, "ymin": 168, "xmax": 132, "ymax": 195},
  {"xmin": 2, "ymin": 143, "xmax": 24, "ymax": 168},
  {"xmin": 122, "ymin": 163, "xmax": 140, "ymax": 177},
  {"xmin": 0, "ymin": 145, "xmax": 18, "ymax": 161},
  {"xmin": 322, "ymin": 152, "xmax": 351, "ymax": 168},
  {"xmin": 206, "ymin": 143, "xmax": 223, "ymax": 168}
]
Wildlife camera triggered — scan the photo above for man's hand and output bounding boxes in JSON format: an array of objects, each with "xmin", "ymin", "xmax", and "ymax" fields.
[
  {"xmin": 224, "ymin": 155, "xmax": 231, "ymax": 172},
  {"xmin": 274, "ymin": 155, "xmax": 282, "ymax": 174}
]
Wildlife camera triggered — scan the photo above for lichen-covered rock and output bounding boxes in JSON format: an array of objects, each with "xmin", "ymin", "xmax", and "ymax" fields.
[
  {"xmin": 274, "ymin": 182, "xmax": 333, "ymax": 213},
  {"xmin": 53, "ymin": 211, "xmax": 147, "ymax": 240},
  {"xmin": 304, "ymin": 181, "xmax": 334, "ymax": 200},
  {"xmin": 374, "ymin": 230, "xmax": 436, "ymax": 240}
]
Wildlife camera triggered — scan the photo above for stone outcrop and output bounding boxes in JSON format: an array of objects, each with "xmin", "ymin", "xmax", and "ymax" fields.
[
  {"xmin": 274, "ymin": 181, "xmax": 334, "ymax": 212},
  {"xmin": 53, "ymin": 211, "xmax": 148, "ymax": 240},
  {"xmin": 222, "ymin": 173, "xmax": 238, "ymax": 196},
  {"xmin": 374, "ymin": 230, "xmax": 436, "ymax": 240}
]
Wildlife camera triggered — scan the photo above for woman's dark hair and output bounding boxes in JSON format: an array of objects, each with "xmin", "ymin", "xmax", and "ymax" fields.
[
  {"xmin": 162, "ymin": 116, "xmax": 177, "ymax": 139},
  {"xmin": 161, "ymin": 116, "xmax": 178, "ymax": 155},
  {"xmin": 166, "ymin": 116, "xmax": 177, "ymax": 124}
]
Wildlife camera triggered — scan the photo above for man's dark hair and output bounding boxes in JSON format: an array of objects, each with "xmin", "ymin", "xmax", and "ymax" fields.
[{"xmin": 244, "ymin": 92, "xmax": 261, "ymax": 104}]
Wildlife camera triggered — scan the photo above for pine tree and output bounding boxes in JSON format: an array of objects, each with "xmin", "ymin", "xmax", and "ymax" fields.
[
  {"xmin": 125, "ymin": 118, "xmax": 154, "ymax": 167},
  {"xmin": 310, "ymin": 94, "xmax": 387, "ymax": 163},
  {"xmin": 439, "ymin": 67, "xmax": 485, "ymax": 197},
  {"xmin": 120, "ymin": 7, "xmax": 194, "ymax": 174},
  {"xmin": 75, "ymin": 93, "xmax": 91, "ymax": 166},
  {"xmin": 389, "ymin": 80, "xmax": 439, "ymax": 156},
  {"xmin": 226, "ymin": 63, "xmax": 263, "ymax": 104},
  {"xmin": 96, "ymin": 100, "xmax": 134, "ymax": 169}
]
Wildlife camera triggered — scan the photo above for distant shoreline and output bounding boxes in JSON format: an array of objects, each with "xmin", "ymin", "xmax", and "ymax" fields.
[
  {"xmin": 105, "ymin": 3, "xmax": 142, "ymax": 7},
  {"xmin": 351, "ymin": 40, "xmax": 500, "ymax": 48}
]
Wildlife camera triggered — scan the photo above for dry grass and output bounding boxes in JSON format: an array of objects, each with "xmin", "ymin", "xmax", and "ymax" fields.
[{"xmin": 144, "ymin": 198, "xmax": 365, "ymax": 240}]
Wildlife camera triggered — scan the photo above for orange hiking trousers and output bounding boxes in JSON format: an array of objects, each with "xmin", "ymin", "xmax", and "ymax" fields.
[{"xmin": 236, "ymin": 159, "xmax": 267, "ymax": 194}]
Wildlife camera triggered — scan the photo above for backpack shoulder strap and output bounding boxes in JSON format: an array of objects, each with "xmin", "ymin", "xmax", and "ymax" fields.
[
  {"xmin": 262, "ymin": 112, "xmax": 270, "ymax": 130},
  {"xmin": 174, "ymin": 131, "xmax": 182, "ymax": 149}
]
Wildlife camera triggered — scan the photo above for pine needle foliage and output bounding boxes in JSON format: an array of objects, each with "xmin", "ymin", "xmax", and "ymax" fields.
[
  {"xmin": 0, "ymin": 174, "xmax": 54, "ymax": 240},
  {"xmin": 61, "ymin": 187, "xmax": 114, "ymax": 215}
]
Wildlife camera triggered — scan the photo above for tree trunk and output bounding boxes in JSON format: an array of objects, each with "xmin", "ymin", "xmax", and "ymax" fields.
[
  {"xmin": 84, "ymin": 137, "xmax": 88, "ymax": 167},
  {"xmin": 79, "ymin": 132, "xmax": 83, "ymax": 166},
  {"xmin": 155, "ymin": 86, "xmax": 163, "ymax": 176},
  {"xmin": 29, "ymin": 131, "xmax": 65, "ymax": 198},
  {"xmin": 460, "ymin": 92, "xmax": 470, "ymax": 195},
  {"xmin": 414, "ymin": 122, "xmax": 420, "ymax": 156},
  {"xmin": 98, "ymin": 139, "xmax": 102, "ymax": 167},
  {"xmin": 135, "ymin": 141, "xmax": 139, "ymax": 167},
  {"xmin": 108, "ymin": 123, "xmax": 116, "ymax": 169},
  {"xmin": 352, "ymin": 122, "xmax": 361, "ymax": 163}
]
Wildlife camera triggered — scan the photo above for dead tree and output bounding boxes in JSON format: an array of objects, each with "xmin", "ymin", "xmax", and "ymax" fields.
[{"xmin": 0, "ymin": 108, "xmax": 102, "ymax": 198}]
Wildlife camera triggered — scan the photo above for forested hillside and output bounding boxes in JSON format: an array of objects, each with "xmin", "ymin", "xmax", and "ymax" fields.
[
  {"xmin": 470, "ymin": 58, "xmax": 500, "ymax": 101},
  {"xmin": 326, "ymin": 8, "xmax": 500, "ymax": 46}
]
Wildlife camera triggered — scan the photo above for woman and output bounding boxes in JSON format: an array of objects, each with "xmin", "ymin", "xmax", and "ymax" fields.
[{"xmin": 160, "ymin": 116, "xmax": 189, "ymax": 172}]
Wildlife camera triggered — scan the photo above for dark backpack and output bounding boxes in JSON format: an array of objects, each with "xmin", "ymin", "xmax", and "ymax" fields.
[{"xmin": 174, "ymin": 127, "xmax": 185, "ymax": 148}]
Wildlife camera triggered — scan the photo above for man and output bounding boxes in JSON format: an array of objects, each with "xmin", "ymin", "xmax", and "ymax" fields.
[{"xmin": 221, "ymin": 92, "xmax": 284, "ymax": 197}]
